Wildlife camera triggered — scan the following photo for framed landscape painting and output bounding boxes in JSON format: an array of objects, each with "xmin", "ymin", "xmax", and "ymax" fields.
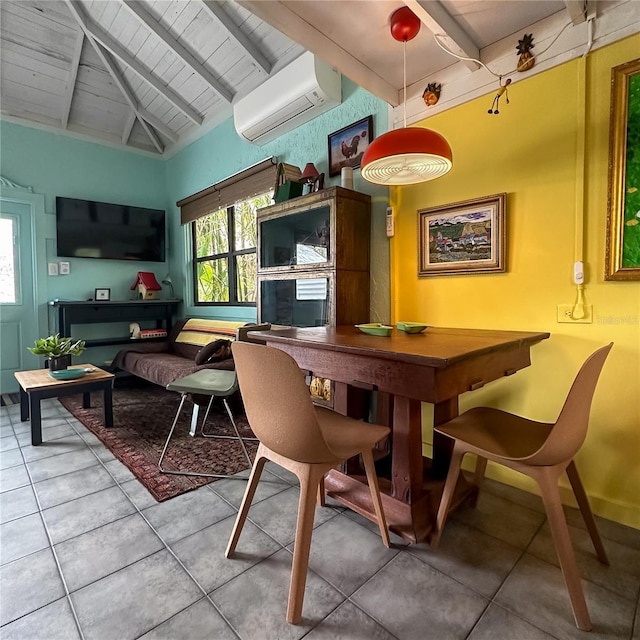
[
  {"xmin": 418, "ymin": 193, "xmax": 506, "ymax": 277},
  {"xmin": 605, "ymin": 58, "xmax": 640, "ymax": 280}
]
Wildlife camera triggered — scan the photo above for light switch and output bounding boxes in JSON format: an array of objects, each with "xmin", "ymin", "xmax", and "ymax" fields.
[
  {"xmin": 48, "ymin": 262, "xmax": 59, "ymax": 276},
  {"xmin": 59, "ymin": 261, "xmax": 70, "ymax": 275}
]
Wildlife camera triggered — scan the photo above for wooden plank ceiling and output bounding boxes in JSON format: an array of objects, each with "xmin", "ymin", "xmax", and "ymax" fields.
[{"xmin": 0, "ymin": 0, "xmax": 602, "ymax": 156}]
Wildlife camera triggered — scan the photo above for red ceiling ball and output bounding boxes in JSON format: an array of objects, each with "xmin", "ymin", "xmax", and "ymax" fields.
[{"xmin": 390, "ymin": 7, "xmax": 421, "ymax": 43}]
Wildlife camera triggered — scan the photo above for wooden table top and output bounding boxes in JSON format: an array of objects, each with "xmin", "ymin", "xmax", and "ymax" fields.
[
  {"xmin": 252, "ymin": 326, "xmax": 551, "ymax": 368},
  {"xmin": 14, "ymin": 364, "xmax": 114, "ymax": 391}
]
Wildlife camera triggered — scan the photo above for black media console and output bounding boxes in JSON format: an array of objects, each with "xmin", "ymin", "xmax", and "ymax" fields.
[{"xmin": 51, "ymin": 299, "xmax": 181, "ymax": 348}]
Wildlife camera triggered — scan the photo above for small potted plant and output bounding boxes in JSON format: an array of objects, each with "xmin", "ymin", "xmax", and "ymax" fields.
[{"xmin": 27, "ymin": 334, "xmax": 85, "ymax": 371}]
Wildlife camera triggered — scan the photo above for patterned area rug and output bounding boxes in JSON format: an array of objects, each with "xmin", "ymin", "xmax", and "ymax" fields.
[
  {"xmin": 59, "ymin": 382, "xmax": 257, "ymax": 502},
  {"xmin": 1, "ymin": 393, "xmax": 20, "ymax": 407}
]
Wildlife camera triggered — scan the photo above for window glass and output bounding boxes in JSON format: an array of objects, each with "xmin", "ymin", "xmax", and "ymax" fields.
[
  {"xmin": 195, "ymin": 209, "xmax": 229, "ymax": 258},
  {"xmin": 193, "ymin": 191, "xmax": 270, "ymax": 305},
  {"xmin": 0, "ymin": 218, "xmax": 18, "ymax": 304},
  {"xmin": 196, "ymin": 258, "xmax": 229, "ymax": 302}
]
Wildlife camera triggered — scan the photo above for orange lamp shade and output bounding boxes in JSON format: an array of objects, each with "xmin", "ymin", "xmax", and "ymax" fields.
[{"xmin": 361, "ymin": 127, "xmax": 453, "ymax": 185}]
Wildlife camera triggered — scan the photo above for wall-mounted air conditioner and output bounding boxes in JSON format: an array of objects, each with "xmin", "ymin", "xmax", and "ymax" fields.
[{"xmin": 233, "ymin": 52, "xmax": 341, "ymax": 145}]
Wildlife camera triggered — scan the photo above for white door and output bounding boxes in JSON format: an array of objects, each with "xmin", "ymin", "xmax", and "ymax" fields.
[{"xmin": 0, "ymin": 199, "xmax": 40, "ymax": 393}]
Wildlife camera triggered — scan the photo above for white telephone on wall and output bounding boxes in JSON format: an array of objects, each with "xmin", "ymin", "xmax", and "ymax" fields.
[{"xmin": 386, "ymin": 206, "xmax": 394, "ymax": 237}]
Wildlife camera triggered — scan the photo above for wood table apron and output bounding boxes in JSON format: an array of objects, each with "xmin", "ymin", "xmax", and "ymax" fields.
[
  {"xmin": 252, "ymin": 326, "xmax": 550, "ymax": 544},
  {"xmin": 14, "ymin": 365, "xmax": 115, "ymax": 446}
]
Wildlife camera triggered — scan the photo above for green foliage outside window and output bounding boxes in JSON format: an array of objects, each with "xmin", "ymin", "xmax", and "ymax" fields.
[{"xmin": 194, "ymin": 192, "xmax": 271, "ymax": 305}]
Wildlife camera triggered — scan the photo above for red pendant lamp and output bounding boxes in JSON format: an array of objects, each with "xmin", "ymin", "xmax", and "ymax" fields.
[{"xmin": 361, "ymin": 7, "xmax": 452, "ymax": 186}]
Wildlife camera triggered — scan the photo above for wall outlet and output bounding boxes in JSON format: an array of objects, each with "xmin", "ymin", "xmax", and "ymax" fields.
[
  {"xmin": 557, "ymin": 304, "xmax": 593, "ymax": 324},
  {"xmin": 48, "ymin": 262, "xmax": 59, "ymax": 276},
  {"xmin": 59, "ymin": 261, "xmax": 70, "ymax": 275}
]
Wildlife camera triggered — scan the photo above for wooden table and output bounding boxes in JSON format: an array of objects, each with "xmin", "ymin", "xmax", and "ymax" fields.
[
  {"xmin": 14, "ymin": 365, "xmax": 115, "ymax": 446},
  {"xmin": 252, "ymin": 325, "xmax": 550, "ymax": 543}
]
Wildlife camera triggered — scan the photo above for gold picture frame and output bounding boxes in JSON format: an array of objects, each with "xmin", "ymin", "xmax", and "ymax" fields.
[
  {"xmin": 418, "ymin": 193, "xmax": 506, "ymax": 277},
  {"xmin": 605, "ymin": 58, "xmax": 640, "ymax": 281}
]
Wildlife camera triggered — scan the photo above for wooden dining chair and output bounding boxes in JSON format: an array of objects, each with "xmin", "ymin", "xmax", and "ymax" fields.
[
  {"xmin": 432, "ymin": 343, "xmax": 613, "ymax": 631},
  {"xmin": 226, "ymin": 341, "xmax": 391, "ymax": 625}
]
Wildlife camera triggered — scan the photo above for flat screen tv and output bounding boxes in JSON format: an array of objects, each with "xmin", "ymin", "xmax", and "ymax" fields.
[{"xmin": 56, "ymin": 196, "xmax": 166, "ymax": 262}]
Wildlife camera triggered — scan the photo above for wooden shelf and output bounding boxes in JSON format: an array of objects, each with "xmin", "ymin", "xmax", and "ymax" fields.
[{"xmin": 51, "ymin": 299, "xmax": 180, "ymax": 347}]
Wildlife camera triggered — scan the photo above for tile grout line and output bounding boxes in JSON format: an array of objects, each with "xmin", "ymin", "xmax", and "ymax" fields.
[
  {"xmin": 8, "ymin": 436, "xmax": 87, "ymax": 640},
  {"xmin": 60, "ymin": 408, "xmax": 276, "ymax": 639}
]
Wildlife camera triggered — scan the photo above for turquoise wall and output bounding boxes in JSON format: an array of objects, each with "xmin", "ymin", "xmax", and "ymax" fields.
[
  {"xmin": 0, "ymin": 76, "xmax": 390, "ymax": 362},
  {"xmin": 165, "ymin": 78, "xmax": 391, "ymax": 321},
  {"xmin": 0, "ymin": 121, "xmax": 166, "ymax": 360}
]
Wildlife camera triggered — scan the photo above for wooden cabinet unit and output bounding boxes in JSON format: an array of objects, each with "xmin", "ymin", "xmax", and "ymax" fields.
[{"xmin": 257, "ymin": 187, "xmax": 371, "ymax": 327}]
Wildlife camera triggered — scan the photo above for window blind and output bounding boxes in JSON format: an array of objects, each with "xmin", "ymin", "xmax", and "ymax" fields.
[{"xmin": 177, "ymin": 158, "xmax": 301, "ymax": 224}]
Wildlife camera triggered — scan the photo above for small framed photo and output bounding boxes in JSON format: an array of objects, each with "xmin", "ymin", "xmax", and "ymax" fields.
[
  {"xmin": 95, "ymin": 288, "xmax": 111, "ymax": 301},
  {"xmin": 328, "ymin": 115, "xmax": 373, "ymax": 177},
  {"xmin": 418, "ymin": 194, "xmax": 507, "ymax": 277}
]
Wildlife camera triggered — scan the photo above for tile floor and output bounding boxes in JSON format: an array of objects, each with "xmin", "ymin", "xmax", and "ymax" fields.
[{"xmin": 1, "ymin": 398, "xmax": 639, "ymax": 640}]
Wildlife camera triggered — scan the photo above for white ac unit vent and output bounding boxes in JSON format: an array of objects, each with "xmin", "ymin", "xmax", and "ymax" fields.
[{"xmin": 234, "ymin": 52, "xmax": 341, "ymax": 145}]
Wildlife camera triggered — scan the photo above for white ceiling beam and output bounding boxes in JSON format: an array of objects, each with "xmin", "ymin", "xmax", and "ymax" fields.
[
  {"xmin": 137, "ymin": 107, "xmax": 179, "ymax": 144},
  {"xmin": 201, "ymin": 0, "xmax": 272, "ymax": 76},
  {"xmin": 564, "ymin": 0, "xmax": 588, "ymax": 24},
  {"xmin": 91, "ymin": 41, "xmax": 165, "ymax": 153},
  {"xmin": 62, "ymin": 30, "xmax": 84, "ymax": 129},
  {"xmin": 122, "ymin": 110, "xmax": 136, "ymax": 144},
  {"xmin": 405, "ymin": 0, "xmax": 479, "ymax": 71},
  {"xmin": 62, "ymin": 4, "xmax": 166, "ymax": 154},
  {"xmin": 121, "ymin": 0, "xmax": 234, "ymax": 102},
  {"xmin": 237, "ymin": 0, "xmax": 399, "ymax": 106},
  {"xmin": 66, "ymin": 0, "xmax": 203, "ymax": 126}
]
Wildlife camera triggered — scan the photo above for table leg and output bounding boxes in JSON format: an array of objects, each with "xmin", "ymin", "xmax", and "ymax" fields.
[
  {"xmin": 19, "ymin": 387, "xmax": 29, "ymax": 421},
  {"xmin": 103, "ymin": 383, "xmax": 113, "ymax": 428},
  {"xmin": 30, "ymin": 394, "xmax": 42, "ymax": 446},
  {"xmin": 82, "ymin": 392, "xmax": 91, "ymax": 409},
  {"xmin": 391, "ymin": 396, "xmax": 424, "ymax": 503},
  {"xmin": 432, "ymin": 398, "xmax": 459, "ymax": 480}
]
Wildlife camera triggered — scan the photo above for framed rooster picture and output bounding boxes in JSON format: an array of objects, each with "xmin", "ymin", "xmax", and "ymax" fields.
[{"xmin": 328, "ymin": 115, "xmax": 373, "ymax": 177}]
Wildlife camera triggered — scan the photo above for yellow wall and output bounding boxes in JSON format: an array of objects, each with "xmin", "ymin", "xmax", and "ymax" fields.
[{"xmin": 390, "ymin": 36, "xmax": 640, "ymax": 529}]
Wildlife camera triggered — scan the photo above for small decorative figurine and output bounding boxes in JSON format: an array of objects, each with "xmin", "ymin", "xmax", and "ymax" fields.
[
  {"xmin": 488, "ymin": 78, "xmax": 511, "ymax": 114},
  {"xmin": 130, "ymin": 271, "xmax": 162, "ymax": 299},
  {"xmin": 516, "ymin": 33, "xmax": 535, "ymax": 72},
  {"xmin": 422, "ymin": 82, "xmax": 441, "ymax": 106}
]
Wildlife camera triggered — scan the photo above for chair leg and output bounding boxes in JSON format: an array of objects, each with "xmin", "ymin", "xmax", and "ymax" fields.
[
  {"xmin": 189, "ymin": 403, "xmax": 200, "ymax": 437},
  {"xmin": 566, "ymin": 460, "xmax": 609, "ymax": 565},
  {"xmin": 361, "ymin": 449, "xmax": 390, "ymax": 548},
  {"xmin": 222, "ymin": 398, "xmax": 253, "ymax": 466},
  {"xmin": 317, "ymin": 474, "xmax": 326, "ymax": 507},
  {"xmin": 287, "ymin": 464, "xmax": 325, "ymax": 625},
  {"xmin": 431, "ymin": 443, "xmax": 464, "ymax": 547},
  {"xmin": 535, "ymin": 466, "xmax": 592, "ymax": 631},
  {"xmin": 225, "ymin": 445, "xmax": 267, "ymax": 558},
  {"xmin": 158, "ymin": 393, "xmax": 188, "ymax": 471}
]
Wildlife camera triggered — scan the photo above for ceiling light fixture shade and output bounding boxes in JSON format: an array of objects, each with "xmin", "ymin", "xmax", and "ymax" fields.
[
  {"xmin": 361, "ymin": 7, "xmax": 453, "ymax": 186},
  {"xmin": 361, "ymin": 128, "xmax": 452, "ymax": 185}
]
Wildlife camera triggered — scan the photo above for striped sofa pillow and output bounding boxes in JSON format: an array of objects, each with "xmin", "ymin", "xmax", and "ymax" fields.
[{"xmin": 174, "ymin": 319, "xmax": 246, "ymax": 347}]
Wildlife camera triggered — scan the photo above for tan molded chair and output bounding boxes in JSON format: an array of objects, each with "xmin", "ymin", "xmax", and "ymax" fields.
[
  {"xmin": 432, "ymin": 343, "xmax": 613, "ymax": 631},
  {"xmin": 226, "ymin": 341, "xmax": 391, "ymax": 625}
]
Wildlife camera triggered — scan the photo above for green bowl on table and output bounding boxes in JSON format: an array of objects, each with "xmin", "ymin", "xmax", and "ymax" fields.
[
  {"xmin": 355, "ymin": 323, "xmax": 394, "ymax": 337},
  {"xmin": 48, "ymin": 368, "xmax": 86, "ymax": 380},
  {"xmin": 396, "ymin": 321, "xmax": 429, "ymax": 334}
]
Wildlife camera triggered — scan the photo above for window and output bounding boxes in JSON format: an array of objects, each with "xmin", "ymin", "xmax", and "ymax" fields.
[
  {"xmin": 0, "ymin": 217, "xmax": 19, "ymax": 304},
  {"xmin": 193, "ymin": 192, "xmax": 271, "ymax": 305}
]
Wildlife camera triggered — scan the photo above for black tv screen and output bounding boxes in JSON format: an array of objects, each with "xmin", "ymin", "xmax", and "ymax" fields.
[{"xmin": 56, "ymin": 197, "xmax": 166, "ymax": 262}]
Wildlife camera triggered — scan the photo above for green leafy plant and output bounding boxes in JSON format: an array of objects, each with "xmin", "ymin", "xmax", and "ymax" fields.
[{"xmin": 27, "ymin": 334, "xmax": 85, "ymax": 358}]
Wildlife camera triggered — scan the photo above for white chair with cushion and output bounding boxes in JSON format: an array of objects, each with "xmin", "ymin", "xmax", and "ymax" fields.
[{"xmin": 158, "ymin": 323, "xmax": 271, "ymax": 478}]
